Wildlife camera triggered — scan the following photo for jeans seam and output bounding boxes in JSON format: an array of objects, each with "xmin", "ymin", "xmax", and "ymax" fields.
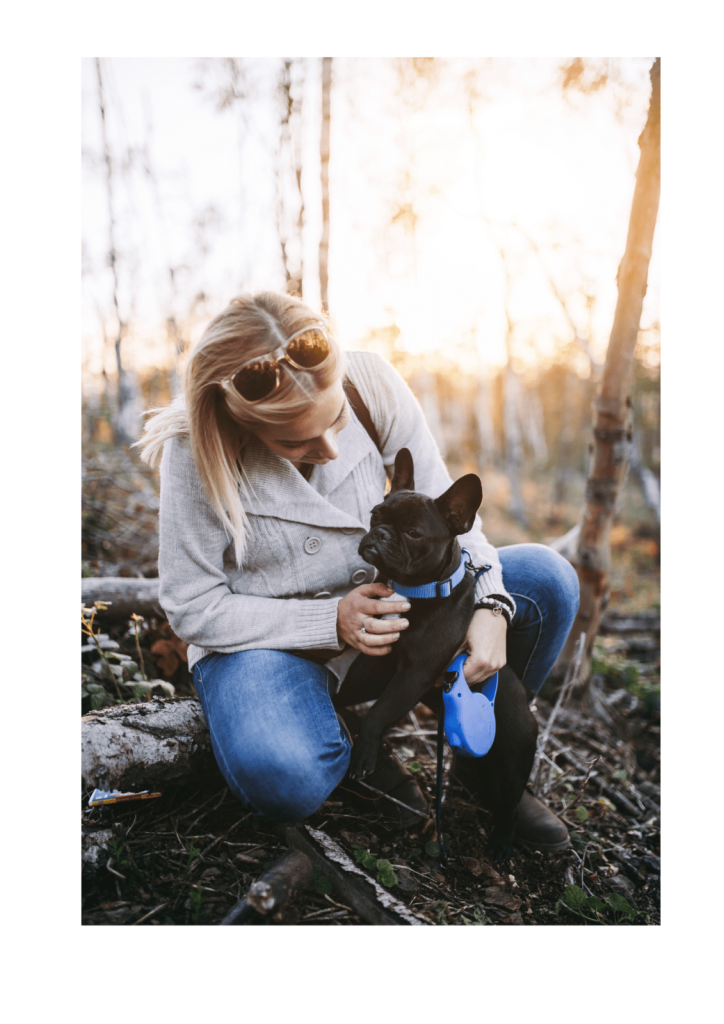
[
  {"xmin": 508, "ymin": 590, "xmax": 543, "ymax": 689},
  {"xmin": 193, "ymin": 666, "xmax": 255, "ymax": 811},
  {"xmin": 327, "ymin": 669, "xmax": 353, "ymax": 767}
]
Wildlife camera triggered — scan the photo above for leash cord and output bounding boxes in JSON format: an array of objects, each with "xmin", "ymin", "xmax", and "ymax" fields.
[{"xmin": 436, "ymin": 705, "xmax": 448, "ymax": 866}]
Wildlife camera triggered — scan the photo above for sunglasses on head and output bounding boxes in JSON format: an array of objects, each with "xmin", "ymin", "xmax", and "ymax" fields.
[{"xmin": 219, "ymin": 324, "xmax": 333, "ymax": 403}]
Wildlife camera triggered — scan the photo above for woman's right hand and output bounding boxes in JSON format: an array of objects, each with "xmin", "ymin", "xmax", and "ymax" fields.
[{"xmin": 337, "ymin": 582, "xmax": 411, "ymax": 656}]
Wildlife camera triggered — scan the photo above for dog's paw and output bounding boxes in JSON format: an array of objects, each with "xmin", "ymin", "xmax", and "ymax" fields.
[
  {"xmin": 348, "ymin": 740, "xmax": 379, "ymax": 781},
  {"xmin": 489, "ymin": 833, "xmax": 514, "ymax": 864}
]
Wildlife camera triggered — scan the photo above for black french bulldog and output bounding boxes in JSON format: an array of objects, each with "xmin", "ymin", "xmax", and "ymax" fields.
[{"xmin": 344, "ymin": 448, "xmax": 538, "ymax": 858}]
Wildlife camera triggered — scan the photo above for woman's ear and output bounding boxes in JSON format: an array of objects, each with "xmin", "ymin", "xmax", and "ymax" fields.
[{"xmin": 390, "ymin": 448, "xmax": 415, "ymax": 493}]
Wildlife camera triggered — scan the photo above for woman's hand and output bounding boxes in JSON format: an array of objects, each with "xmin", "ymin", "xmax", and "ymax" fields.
[
  {"xmin": 337, "ymin": 583, "xmax": 411, "ymax": 656},
  {"xmin": 457, "ymin": 607, "xmax": 508, "ymax": 684}
]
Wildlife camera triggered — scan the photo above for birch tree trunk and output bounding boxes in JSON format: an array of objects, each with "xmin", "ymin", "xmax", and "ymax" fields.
[
  {"xmin": 475, "ymin": 371, "xmax": 497, "ymax": 462},
  {"xmin": 95, "ymin": 58, "xmax": 142, "ymax": 445},
  {"xmin": 276, "ymin": 59, "xmax": 305, "ymax": 296},
  {"xmin": 554, "ymin": 58, "xmax": 660, "ymax": 682},
  {"xmin": 504, "ymin": 366, "xmax": 527, "ymax": 527},
  {"xmin": 319, "ymin": 57, "xmax": 332, "ymax": 312}
]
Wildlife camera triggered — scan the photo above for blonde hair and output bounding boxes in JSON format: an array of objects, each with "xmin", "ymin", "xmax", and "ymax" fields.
[{"xmin": 136, "ymin": 292, "xmax": 345, "ymax": 565}]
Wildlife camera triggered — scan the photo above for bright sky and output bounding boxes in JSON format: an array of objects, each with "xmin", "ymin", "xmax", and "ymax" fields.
[{"xmin": 82, "ymin": 57, "xmax": 659, "ymax": 385}]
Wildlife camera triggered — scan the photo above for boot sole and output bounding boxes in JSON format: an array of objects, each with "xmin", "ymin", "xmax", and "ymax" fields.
[{"xmin": 517, "ymin": 835, "xmax": 571, "ymax": 853}]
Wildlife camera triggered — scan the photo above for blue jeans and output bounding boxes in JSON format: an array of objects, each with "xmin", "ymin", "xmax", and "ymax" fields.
[{"xmin": 192, "ymin": 543, "xmax": 579, "ymax": 820}]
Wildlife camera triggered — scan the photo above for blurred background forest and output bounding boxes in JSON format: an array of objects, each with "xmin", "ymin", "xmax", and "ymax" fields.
[
  {"xmin": 81, "ymin": 56, "xmax": 661, "ymax": 927},
  {"xmin": 82, "ymin": 56, "xmax": 659, "ymax": 586}
]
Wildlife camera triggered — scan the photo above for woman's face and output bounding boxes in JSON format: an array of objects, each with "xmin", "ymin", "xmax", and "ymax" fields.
[{"xmin": 254, "ymin": 381, "xmax": 350, "ymax": 466}]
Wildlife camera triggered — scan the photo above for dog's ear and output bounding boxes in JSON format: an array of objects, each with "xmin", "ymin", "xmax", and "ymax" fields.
[
  {"xmin": 434, "ymin": 474, "xmax": 483, "ymax": 534},
  {"xmin": 390, "ymin": 448, "xmax": 415, "ymax": 493}
]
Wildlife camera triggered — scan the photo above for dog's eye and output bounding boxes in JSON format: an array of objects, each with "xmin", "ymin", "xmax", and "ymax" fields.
[{"xmin": 406, "ymin": 528, "xmax": 422, "ymax": 539}]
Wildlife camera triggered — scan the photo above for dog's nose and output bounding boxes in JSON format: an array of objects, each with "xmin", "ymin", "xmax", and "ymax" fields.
[{"xmin": 373, "ymin": 525, "xmax": 392, "ymax": 542}]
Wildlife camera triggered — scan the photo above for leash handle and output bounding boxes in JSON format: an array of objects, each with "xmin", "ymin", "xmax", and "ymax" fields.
[{"xmin": 442, "ymin": 654, "xmax": 498, "ymax": 758}]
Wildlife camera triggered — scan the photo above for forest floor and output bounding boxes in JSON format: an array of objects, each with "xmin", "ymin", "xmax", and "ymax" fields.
[{"xmin": 82, "ymin": 443, "xmax": 660, "ymax": 926}]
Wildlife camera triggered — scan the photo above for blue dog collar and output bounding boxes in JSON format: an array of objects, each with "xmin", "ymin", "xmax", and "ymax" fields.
[{"xmin": 390, "ymin": 548, "xmax": 472, "ymax": 600}]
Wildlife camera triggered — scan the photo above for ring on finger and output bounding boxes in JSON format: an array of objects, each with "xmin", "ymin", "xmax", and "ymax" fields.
[{"xmin": 360, "ymin": 616, "xmax": 370, "ymax": 635}]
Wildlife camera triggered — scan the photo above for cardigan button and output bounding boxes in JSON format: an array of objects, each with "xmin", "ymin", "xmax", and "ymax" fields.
[
  {"xmin": 313, "ymin": 590, "xmax": 332, "ymax": 599},
  {"xmin": 304, "ymin": 536, "xmax": 321, "ymax": 555},
  {"xmin": 351, "ymin": 568, "xmax": 369, "ymax": 585},
  {"xmin": 341, "ymin": 527, "xmax": 358, "ymax": 535}
]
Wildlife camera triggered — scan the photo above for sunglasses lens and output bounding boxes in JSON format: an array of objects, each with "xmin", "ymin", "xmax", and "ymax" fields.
[
  {"xmin": 286, "ymin": 328, "xmax": 331, "ymax": 368},
  {"xmin": 232, "ymin": 361, "xmax": 278, "ymax": 402}
]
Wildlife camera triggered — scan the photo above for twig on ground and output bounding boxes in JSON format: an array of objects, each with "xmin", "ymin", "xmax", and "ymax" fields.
[
  {"xmin": 533, "ymin": 633, "xmax": 585, "ymax": 790},
  {"xmin": 548, "ymin": 736, "xmax": 640, "ymax": 818},
  {"xmin": 409, "ymin": 709, "xmax": 438, "ymax": 759},
  {"xmin": 106, "ymin": 859, "xmax": 126, "ymax": 880},
  {"xmin": 568, "ymin": 846, "xmax": 597, "ymax": 898},
  {"xmin": 130, "ymin": 902, "xmax": 168, "ymax": 925},
  {"xmin": 355, "ymin": 779, "xmax": 431, "ymax": 820}
]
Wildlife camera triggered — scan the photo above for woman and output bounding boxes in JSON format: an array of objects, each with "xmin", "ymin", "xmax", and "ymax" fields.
[{"xmin": 138, "ymin": 291, "xmax": 579, "ymax": 849}]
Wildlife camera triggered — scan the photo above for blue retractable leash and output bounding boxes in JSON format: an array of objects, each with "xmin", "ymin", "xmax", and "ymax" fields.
[{"xmin": 436, "ymin": 654, "xmax": 499, "ymax": 865}]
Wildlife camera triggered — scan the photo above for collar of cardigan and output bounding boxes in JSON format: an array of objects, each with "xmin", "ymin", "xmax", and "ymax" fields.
[{"xmin": 389, "ymin": 548, "xmax": 472, "ymax": 600}]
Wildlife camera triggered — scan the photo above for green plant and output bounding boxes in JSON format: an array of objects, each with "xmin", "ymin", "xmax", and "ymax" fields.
[
  {"xmin": 184, "ymin": 840, "xmax": 201, "ymax": 874},
  {"xmin": 555, "ymin": 884, "xmax": 638, "ymax": 925},
  {"xmin": 353, "ymin": 848, "xmax": 399, "ymax": 887},
  {"xmin": 189, "ymin": 883, "xmax": 205, "ymax": 924},
  {"xmin": 424, "ymin": 835, "xmax": 451, "ymax": 860},
  {"xmin": 626, "ymin": 677, "xmax": 660, "ymax": 717},
  {"xmin": 405, "ymin": 760, "xmax": 422, "ymax": 774},
  {"xmin": 81, "ymin": 678, "xmax": 111, "ymax": 710},
  {"xmin": 82, "ymin": 603, "xmax": 123, "ymax": 699},
  {"xmin": 107, "ymin": 839, "xmax": 132, "ymax": 872},
  {"xmin": 460, "ymin": 904, "xmax": 491, "ymax": 926},
  {"xmin": 591, "ymin": 650, "xmax": 640, "ymax": 688},
  {"xmin": 375, "ymin": 859, "xmax": 398, "ymax": 887},
  {"xmin": 427, "ymin": 900, "xmax": 451, "ymax": 925},
  {"xmin": 81, "ymin": 604, "xmax": 175, "ymax": 709}
]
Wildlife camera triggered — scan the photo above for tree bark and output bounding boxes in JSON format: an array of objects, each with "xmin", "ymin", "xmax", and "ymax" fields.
[
  {"xmin": 319, "ymin": 57, "xmax": 332, "ymax": 312},
  {"xmin": 554, "ymin": 58, "xmax": 660, "ymax": 682},
  {"xmin": 82, "ymin": 576, "xmax": 163, "ymax": 620},
  {"xmin": 81, "ymin": 696, "xmax": 218, "ymax": 792}
]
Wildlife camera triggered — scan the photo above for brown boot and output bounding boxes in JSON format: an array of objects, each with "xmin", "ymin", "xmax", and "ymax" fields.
[
  {"xmin": 515, "ymin": 789, "xmax": 570, "ymax": 852},
  {"xmin": 336, "ymin": 711, "xmax": 428, "ymax": 828}
]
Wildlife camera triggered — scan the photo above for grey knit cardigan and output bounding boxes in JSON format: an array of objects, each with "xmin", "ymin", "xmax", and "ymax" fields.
[{"xmin": 158, "ymin": 350, "xmax": 516, "ymax": 679}]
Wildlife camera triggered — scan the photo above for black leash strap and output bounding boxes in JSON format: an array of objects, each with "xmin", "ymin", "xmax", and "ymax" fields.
[{"xmin": 436, "ymin": 705, "xmax": 449, "ymax": 866}]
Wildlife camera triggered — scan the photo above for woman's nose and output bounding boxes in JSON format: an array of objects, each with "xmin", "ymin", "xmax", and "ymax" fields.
[{"xmin": 316, "ymin": 431, "xmax": 339, "ymax": 460}]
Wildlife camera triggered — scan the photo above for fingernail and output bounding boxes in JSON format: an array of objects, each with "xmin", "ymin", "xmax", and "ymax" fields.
[
  {"xmin": 401, "ymin": 602, "xmax": 411, "ymax": 611},
  {"xmin": 400, "ymin": 620, "xmax": 409, "ymax": 628}
]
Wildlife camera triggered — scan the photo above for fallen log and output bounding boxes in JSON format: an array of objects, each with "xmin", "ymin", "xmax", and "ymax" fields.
[
  {"xmin": 81, "ymin": 577, "xmax": 162, "ymax": 620},
  {"xmin": 281, "ymin": 823, "xmax": 428, "ymax": 925},
  {"xmin": 599, "ymin": 611, "xmax": 660, "ymax": 635},
  {"xmin": 81, "ymin": 696, "xmax": 219, "ymax": 792},
  {"xmin": 220, "ymin": 849, "xmax": 314, "ymax": 925}
]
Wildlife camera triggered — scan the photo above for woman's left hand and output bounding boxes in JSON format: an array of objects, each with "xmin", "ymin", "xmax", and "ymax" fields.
[{"xmin": 457, "ymin": 607, "xmax": 508, "ymax": 684}]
